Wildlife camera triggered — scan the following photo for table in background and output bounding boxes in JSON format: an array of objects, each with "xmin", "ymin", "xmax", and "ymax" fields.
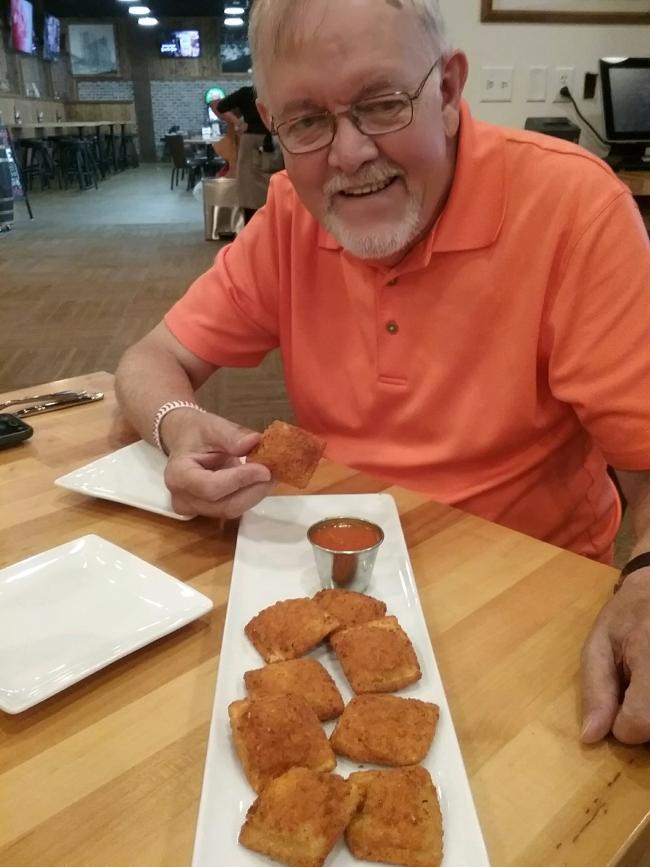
[
  {"xmin": 0, "ymin": 372, "xmax": 648, "ymax": 867},
  {"xmin": 620, "ymin": 170, "xmax": 650, "ymax": 231}
]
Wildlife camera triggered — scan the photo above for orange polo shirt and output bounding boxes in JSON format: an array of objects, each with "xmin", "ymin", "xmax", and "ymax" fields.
[{"xmin": 166, "ymin": 102, "xmax": 650, "ymax": 562}]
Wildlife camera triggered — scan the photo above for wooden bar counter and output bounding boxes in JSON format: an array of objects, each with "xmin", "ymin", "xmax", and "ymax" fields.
[{"xmin": 0, "ymin": 372, "xmax": 648, "ymax": 867}]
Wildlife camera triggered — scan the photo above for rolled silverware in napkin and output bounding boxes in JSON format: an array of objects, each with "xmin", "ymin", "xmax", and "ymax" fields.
[
  {"xmin": 14, "ymin": 393, "xmax": 104, "ymax": 417},
  {"xmin": 0, "ymin": 390, "xmax": 87, "ymax": 409}
]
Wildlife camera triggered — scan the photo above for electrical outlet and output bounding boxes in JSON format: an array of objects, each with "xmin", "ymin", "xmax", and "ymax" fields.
[
  {"xmin": 480, "ymin": 66, "xmax": 513, "ymax": 102},
  {"xmin": 553, "ymin": 66, "xmax": 575, "ymax": 102}
]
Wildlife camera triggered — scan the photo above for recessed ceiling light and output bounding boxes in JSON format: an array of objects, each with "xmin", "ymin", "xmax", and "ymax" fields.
[
  {"xmin": 128, "ymin": 6, "xmax": 150, "ymax": 14},
  {"xmin": 224, "ymin": 6, "xmax": 245, "ymax": 13},
  {"xmin": 138, "ymin": 16, "xmax": 158, "ymax": 26},
  {"xmin": 224, "ymin": 17, "xmax": 244, "ymax": 27}
]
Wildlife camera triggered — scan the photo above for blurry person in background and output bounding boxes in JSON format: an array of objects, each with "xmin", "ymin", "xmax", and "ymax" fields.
[{"xmin": 212, "ymin": 85, "xmax": 283, "ymax": 223}]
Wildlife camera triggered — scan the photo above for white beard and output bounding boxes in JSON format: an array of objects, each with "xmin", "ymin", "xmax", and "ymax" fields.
[{"xmin": 323, "ymin": 189, "xmax": 423, "ymax": 259}]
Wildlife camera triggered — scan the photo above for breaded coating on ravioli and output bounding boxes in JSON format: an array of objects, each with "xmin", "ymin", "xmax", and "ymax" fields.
[
  {"xmin": 346, "ymin": 766, "xmax": 443, "ymax": 867},
  {"xmin": 244, "ymin": 658, "xmax": 344, "ymax": 721},
  {"xmin": 330, "ymin": 694, "xmax": 439, "ymax": 765},
  {"xmin": 312, "ymin": 588, "xmax": 387, "ymax": 633},
  {"xmin": 247, "ymin": 420, "xmax": 326, "ymax": 488},
  {"xmin": 228, "ymin": 694, "xmax": 336, "ymax": 793},
  {"xmin": 330, "ymin": 616, "xmax": 421, "ymax": 693},
  {"xmin": 240, "ymin": 767, "xmax": 363, "ymax": 867},
  {"xmin": 245, "ymin": 598, "xmax": 339, "ymax": 663}
]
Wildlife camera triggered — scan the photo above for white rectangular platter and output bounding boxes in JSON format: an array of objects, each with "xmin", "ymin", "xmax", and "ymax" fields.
[
  {"xmin": 0, "ymin": 534, "xmax": 213, "ymax": 714},
  {"xmin": 192, "ymin": 493, "xmax": 490, "ymax": 866}
]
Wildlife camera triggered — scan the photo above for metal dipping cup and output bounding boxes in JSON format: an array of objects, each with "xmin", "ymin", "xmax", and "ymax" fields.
[{"xmin": 307, "ymin": 517, "xmax": 384, "ymax": 593}]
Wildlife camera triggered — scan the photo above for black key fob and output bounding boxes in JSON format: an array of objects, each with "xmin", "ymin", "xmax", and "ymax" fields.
[{"xmin": 0, "ymin": 413, "xmax": 34, "ymax": 449}]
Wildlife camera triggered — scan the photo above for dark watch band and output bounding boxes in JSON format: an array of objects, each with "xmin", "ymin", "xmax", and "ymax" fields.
[{"xmin": 614, "ymin": 552, "xmax": 650, "ymax": 593}]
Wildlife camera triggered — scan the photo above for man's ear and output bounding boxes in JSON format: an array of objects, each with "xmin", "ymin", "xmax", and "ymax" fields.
[
  {"xmin": 439, "ymin": 51, "xmax": 468, "ymax": 138},
  {"xmin": 256, "ymin": 99, "xmax": 273, "ymax": 132}
]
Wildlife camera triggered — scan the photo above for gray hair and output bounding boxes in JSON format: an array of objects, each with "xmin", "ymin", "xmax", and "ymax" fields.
[{"xmin": 249, "ymin": 0, "xmax": 450, "ymax": 97}]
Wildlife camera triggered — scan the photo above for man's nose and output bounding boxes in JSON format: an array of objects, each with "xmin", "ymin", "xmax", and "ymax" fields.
[{"xmin": 327, "ymin": 115, "xmax": 380, "ymax": 175}]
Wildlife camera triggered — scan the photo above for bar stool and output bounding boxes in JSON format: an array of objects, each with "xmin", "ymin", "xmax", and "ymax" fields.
[
  {"xmin": 58, "ymin": 138, "xmax": 99, "ymax": 191},
  {"xmin": 119, "ymin": 133, "xmax": 140, "ymax": 169},
  {"xmin": 18, "ymin": 138, "xmax": 56, "ymax": 191}
]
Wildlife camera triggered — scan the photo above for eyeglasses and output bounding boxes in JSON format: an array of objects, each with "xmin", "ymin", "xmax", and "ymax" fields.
[{"xmin": 272, "ymin": 58, "xmax": 442, "ymax": 155}]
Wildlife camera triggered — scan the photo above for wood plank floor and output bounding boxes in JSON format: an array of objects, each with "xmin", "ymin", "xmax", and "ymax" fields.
[{"xmin": 0, "ymin": 163, "xmax": 293, "ymax": 430}]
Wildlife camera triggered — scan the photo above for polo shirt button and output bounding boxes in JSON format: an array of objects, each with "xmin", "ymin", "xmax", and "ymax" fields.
[
  {"xmin": 386, "ymin": 320, "xmax": 399, "ymax": 334},
  {"xmin": 387, "ymin": 277, "xmax": 399, "ymax": 286}
]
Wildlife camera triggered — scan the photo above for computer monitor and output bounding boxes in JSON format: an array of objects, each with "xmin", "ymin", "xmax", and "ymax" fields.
[{"xmin": 600, "ymin": 57, "xmax": 650, "ymax": 167}]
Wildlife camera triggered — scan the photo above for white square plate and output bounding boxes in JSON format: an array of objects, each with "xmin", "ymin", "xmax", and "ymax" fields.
[
  {"xmin": 0, "ymin": 534, "xmax": 213, "ymax": 714},
  {"xmin": 55, "ymin": 440, "xmax": 193, "ymax": 520},
  {"xmin": 192, "ymin": 494, "xmax": 490, "ymax": 867}
]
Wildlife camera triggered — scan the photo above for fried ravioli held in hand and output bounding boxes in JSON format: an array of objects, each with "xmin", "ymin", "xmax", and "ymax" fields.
[
  {"xmin": 346, "ymin": 766, "xmax": 443, "ymax": 867},
  {"xmin": 331, "ymin": 694, "xmax": 439, "ymax": 765},
  {"xmin": 244, "ymin": 658, "xmax": 344, "ymax": 721},
  {"xmin": 247, "ymin": 420, "xmax": 326, "ymax": 489},
  {"xmin": 228, "ymin": 694, "xmax": 336, "ymax": 793},
  {"xmin": 239, "ymin": 767, "xmax": 363, "ymax": 867},
  {"xmin": 330, "ymin": 616, "xmax": 421, "ymax": 693},
  {"xmin": 245, "ymin": 598, "xmax": 339, "ymax": 662}
]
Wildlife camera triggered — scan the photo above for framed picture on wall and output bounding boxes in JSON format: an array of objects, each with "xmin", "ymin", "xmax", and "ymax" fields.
[
  {"xmin": 481, "ymin": 0, "xmax": 650, "ymax": 23},
  {"xmin": 68, "ymin": 23, "xmax": 118, "ymax": 75}
]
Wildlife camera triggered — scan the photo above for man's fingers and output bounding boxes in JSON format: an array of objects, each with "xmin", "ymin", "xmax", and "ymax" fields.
[
  {"xmin": 580, "ymin": 628, "xmax": 620, "ymax": 744},
  {"xmin": 172, "ymin": 480, "xmax": 275, "ymax": 520},
  {"xmin": 612, "ymin": 630, "xmax": 650, "ymax": 745},
  {"xmin": 205, "ymin": 415, "xmax": 261, "ymax": 457},
  {"xmin": 166, "ymin": 456, "xmax": 271, "ymax": 503}
]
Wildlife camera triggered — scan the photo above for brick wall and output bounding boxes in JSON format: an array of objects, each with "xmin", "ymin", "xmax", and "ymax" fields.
[
  {"xmin": 77, "ymin": 80, "xmax": 135, "ymax": 101},
  {"xmin": 151, "ymin": 77, "xmax": 249, "ymax": 156}
]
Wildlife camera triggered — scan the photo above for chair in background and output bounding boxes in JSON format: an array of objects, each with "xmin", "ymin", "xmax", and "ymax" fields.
[{"xmin": 166, "ymin": 134, "xmax": 207, "ymax": 191}]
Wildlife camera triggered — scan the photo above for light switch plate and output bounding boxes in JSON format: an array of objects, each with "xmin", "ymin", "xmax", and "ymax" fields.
[{"xmin": 480, "ymin": 66, "xmax": 514, "ymax": 102}]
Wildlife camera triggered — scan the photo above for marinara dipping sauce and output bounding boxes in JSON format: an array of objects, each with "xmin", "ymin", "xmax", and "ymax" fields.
[
  {"xmin": 309, "ymin": 518, "xmax": 383, "ymax": 552},
  {"xmin": 307, "ymin": 518, "xmax": 384, "ymax": 591}
]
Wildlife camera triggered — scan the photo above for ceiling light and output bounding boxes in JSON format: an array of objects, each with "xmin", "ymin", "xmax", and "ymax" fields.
[
  {"xmin": 224, "ymin": 5, "xmax": 245, "ymax": 13},
  {"xmin": 117, "ymin": 1, "xmax": 139, "ymax": 4},
  {"xmin": 128, "ymin": 6, "xmax": 150, "ymax": 14},
  {"xmin": 138, "ymin": 16, "xmax": 158, "ymax": 25},
  {"xmin": 224, "ymin": 17, "xmax": 244, "ymax": 26}
]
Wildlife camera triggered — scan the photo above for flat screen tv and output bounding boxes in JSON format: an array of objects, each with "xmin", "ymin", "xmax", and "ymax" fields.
[
  {"xmin": 10, "ymin": 0, "xmax": 35, "ymax": 56},
  {"xmin": 160, "ymin": 30, "xmax": 201, "ymax": 59},
  {"xmin": 43, "ymin": 15, "xmax": 61, "ymax": 61}
]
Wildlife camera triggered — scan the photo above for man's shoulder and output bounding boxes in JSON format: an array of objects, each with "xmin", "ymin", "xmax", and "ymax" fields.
[{"xmin": 484, "ymin": 120, "xmax": 627, "ymax": 196}]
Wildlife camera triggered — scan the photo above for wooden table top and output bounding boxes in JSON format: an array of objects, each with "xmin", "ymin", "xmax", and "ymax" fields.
[
  {"xmin": 619, "ymin": 170, "xmax": 650, "ymax": 197},
  {"xmin": 1, "ymin": 372, "xmax": 648, "ymax": 867}
]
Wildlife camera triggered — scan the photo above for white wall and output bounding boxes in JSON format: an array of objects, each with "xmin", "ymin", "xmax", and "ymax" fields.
[{"xmin": 439, "ymin": 0, "xmax": 650, "ymax": 155}]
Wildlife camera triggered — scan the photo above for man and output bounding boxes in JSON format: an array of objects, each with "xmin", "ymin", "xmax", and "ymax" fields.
[{"xmin": 115, "ymin": 0, "xmax": 650, "ymax": 746}]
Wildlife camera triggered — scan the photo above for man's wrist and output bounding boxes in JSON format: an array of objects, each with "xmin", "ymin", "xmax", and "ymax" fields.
[
  {"xmin": 153, "ymin": 401, "xmax": 206, "ymax": 454},
  {"xmin": 613, "ymin": 552, "xmax": 650, "ymax": 593}
]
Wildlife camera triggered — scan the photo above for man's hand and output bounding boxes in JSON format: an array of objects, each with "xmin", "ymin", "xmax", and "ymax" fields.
[
  {"xmin": 161, "ymin": 409, "xmax": 274, "ymax": 519},
  {"xmin": 581, "ymin": 567, "xmax": 650, "ymax": 745}
]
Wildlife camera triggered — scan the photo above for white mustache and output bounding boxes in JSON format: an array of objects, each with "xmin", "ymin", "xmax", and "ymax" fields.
[{"xmin": 324, "ymin": 164, "xmax": 405, "ymax": 196}]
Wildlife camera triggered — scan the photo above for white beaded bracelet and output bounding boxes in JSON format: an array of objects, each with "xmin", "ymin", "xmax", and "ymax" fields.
[{"xmin": 152, "ymin": 400, "xmax": 206, "ymax": 454}]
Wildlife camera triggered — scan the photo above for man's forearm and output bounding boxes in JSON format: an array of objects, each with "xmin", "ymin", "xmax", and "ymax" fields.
[
  {"xmin": 615, "ymin": 469, "xmax": 650, "ymax": 558},
  {"xmin": 115, "ymin": 342, "xmax": 200, "ymax": 446}
]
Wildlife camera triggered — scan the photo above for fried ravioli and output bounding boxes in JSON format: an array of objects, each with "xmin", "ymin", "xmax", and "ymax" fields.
[
  {"xmin": 247, "ymin": 420, "xmax": 326, "ymax": 489},
  {"xmin": 312, "ymin": 588, "xmax": 387, "ymax": 633},
  {"xmin": 240, "ymin": 767, "xmax": 363, "ymax": 867},
  {"xmin": 228, "ymin": 694, "xmax": 336, "ymax": 793},
  {"xmin": 330, "ymin": 694, "xmax": 439, "ymax": 765},
  {"xmin": 244, "ymin": 658, "xmax": 344, "ymax": 721},
  {"xmin": 329, "ymin": 616, "xmax": 422, "ymax": 693},
  {"xmin": 245, "ymin": 598, "xmax": 339, "ymax": 663},
  {"xmin": 346, "ymin": 767, "xmax": 443, "ymax": 867}
]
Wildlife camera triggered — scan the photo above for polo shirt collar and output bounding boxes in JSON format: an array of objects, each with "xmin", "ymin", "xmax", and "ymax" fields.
[{"xmin": 317, "ymin": 100, "xmax": 506, "ymax": 259}]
